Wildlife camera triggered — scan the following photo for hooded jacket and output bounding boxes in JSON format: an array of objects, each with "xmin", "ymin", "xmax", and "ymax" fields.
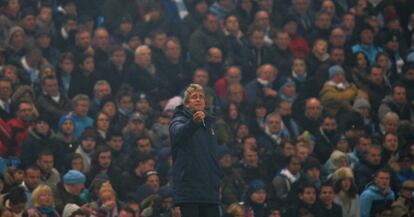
[
  {"xmin": 360, "ymin": 185, "xmax": 395, "ymax": 217},
  {"xmin": 169, "ymin": 105, "xmax": 222, "ymax": 204}
]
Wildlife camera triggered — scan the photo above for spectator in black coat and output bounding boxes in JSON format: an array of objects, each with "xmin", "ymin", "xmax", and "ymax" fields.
[
  {"xmin": 86, "ymin": 145, "xmax": 122, "ymax": 195},
  {"xmin": 188, "ymin": 12, "xmax": 227, "ymax": 67},
  {"xmin": 20, "ymin": 115, "xmax": 60, "ymax": 169},
  {"xmin": 35, "ymin": 76, "xmax": 71, "ymax": 127},
  {"xmin": 317, "ymin": 182, "xmax": 343, "ymax": 217},
  {"xmin": 68, "ymin": 54, "xmax": 98, "ymax": 98},
  {"xmin": 270, "ymin": 31, "xmax": 294, "ymax": 78},
  {"xmin": 97, "ymin": 46, "xmax": 129, "ymax": 94}
]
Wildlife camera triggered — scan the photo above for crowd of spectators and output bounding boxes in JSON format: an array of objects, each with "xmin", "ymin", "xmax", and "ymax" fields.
[{"xmin": 0, "ymin": 0, "xmax": 414, "ymax": 216}]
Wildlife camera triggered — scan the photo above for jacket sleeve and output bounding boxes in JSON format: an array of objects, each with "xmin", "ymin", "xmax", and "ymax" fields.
[
  {"xmin": 359, "ymin": 192, "xmax": 372, "ymax": 217},
  {"xmin": 169, "ymin": 116, "xmax": 200, "ymax": 147}
]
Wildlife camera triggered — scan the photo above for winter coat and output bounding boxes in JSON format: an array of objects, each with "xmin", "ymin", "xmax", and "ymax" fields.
[
  {"xmin": 320, "ymin": 81, "xmax": 360, "ymax": 116},
  {"xmin": 360, "ymin": 185, "xmax": 395, "ymax": 217},
  {"xmin": 169, "ymin": 105, "xmax": 222, "ymax": 204},
  {"xmin": 334, "ymin": 193, "xmax": 360, "ymax": 217},
  {"xmin": 6, "ymin": 118, "xmax": 31, "ymax": 156},
  {"xmin": 20, "ymin": 128, "xmax": 59, "ymax": 168},
  {"xmin": 35, "ymin": 93, "xmax": 71, "ymax": 127}
]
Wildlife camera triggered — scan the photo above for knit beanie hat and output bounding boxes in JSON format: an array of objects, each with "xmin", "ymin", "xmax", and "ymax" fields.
[
  {"xmin": 63, "ymin": 170, "xmax": 86, "ymax": 184},
  {"xmin": 353, "ymin": 98, "xmax": 371, "ymax": 110},
  {"xmin": 58, "ymin": 115, "xmax": 75, "ymax": 129},
  {"xmin": 328, "ymin": 65, "xmax": 345, "ymax": 79}
]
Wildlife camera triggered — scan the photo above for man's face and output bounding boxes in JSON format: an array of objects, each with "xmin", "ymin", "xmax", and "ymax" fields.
[
  {"xmin": 296, "ymin": 147, "xmax": 310, "ymax": 162},
  {"xmin": 185, "ymin": 91, "xmax": 206, "ymax": 112},
  {"xmin": 193, "ymin": 70, "xmax": 209, "ymax": 86},
  {"xmin": 60, "ymin": 59, "xmax": 75, "ymax": 73},
  {"xmin": 225, "ymin": 16, "xmax": 239, "ymax": 33},
  {"xmin": 300, "ymin": 187, "xmax": 316, "ymax": 205},
  {"xmin": 18, "ymin": 103, "xmax": 33, "ymax": 122},
  {"xmin": 24, "ymin": 169, "xmax": 40, "ymax": 189},
  {"xmin": 36, "ymin": 35, "xmax": 51, "ymax": 48},
  {"xmin": 250, "ymin": 190, "xmax": 266, "ymax": 204},
  {"xmin": 384, "ymin": 134, "xmax": 398, "ymax": 152},
  {"xmin": 305, "ymin": 99, "xmax": 321, "ymax": 119},
  {"xmin": 258, "ymin": 0, "xmax": 273, "ymax": 12},
  {"xmin": 369, "ymin": 67, "xmax": 384, "ymax": 85},
  {"xmin": 95, "ymin": 84, "xmax": 111, "ymax": 100},
  {"xmin": 111, "ymin": 50, "xmax": 126, "ymax": 67},
  {"xmin": 287, "ymin": 158, "xmax": 301, "ymax": 174},
  {"xmin": 278, "ymin": 102, "xmax": 292, "ymax": 116},
  {"xmin": 316, "ymin": 14, "xmax": 332, "ymax": 29},
  {"xmin": 356, "ymin": 137, "xmax": 371, "ymax": 153},
  {"xmin": 77, "ymin": 32, "xmax": 91, "ymax": 48},
  {"xmin": 109, "ymin": 136, "xmax": 123, "ymax": 151},
  {"xmin": 22, "ymin": 15, "xmax": 36, "ymax": 30},
  {"xmin": 314, "ymin": 40, "xmax": 328, "ymax": 56},
  {"xmin": 204, "ymin": 14, "xmax": 219, "ymax": 32},
  {"xmin": 250, "ymin": 30, "xmax": 265, "ymax": 49},
  {"xmin": 34, "ymin": 121, "xmax": 49, "ymax": 135},
  {"xmin": 94, "ymin": 29, "xmax": 109, "ymax": 48},
  {"xmin": 67, "ymin": 183, "xmax": 85, "ymax": 196},
  {"xmin": 141, "ymin": 159, "xmax": 156, "ymax": 173},
  {"xmin": 146, "ymin": 175, "xmax": 160, "ymax": 191},
  {"xmin": 208, "ymin": 48, "xmax": 222, "ymax": 63},
  {"xmin": 267, "ymin": 115, "xmax": 282, "ymax": 133},
  {"xmin": 81, "ymin": 138, "xmax": 96, "ymax": 152},
  {"xmin": 392, "ymin": 87, "xmax": 406, "ymax": 104},
  {"xmin": 152, "ymin": 34, "xmax": 167, "ymax": 49},
  {"xmin": 119, "ymin": 95, "xmax": 133, "ymax": 111},
  {"xmin": 43, "ymin": 79, "xmax": 59, "ymax": 96},
  {"xmin": 225, "ymin": 67, "xmax": 241, "ymax": 84},
  {"xmin": 306, "ymin": 168, "xmax": 320, "ymax": 181},
  {"xmin": 98, "ymin": 151, "xmax": 112, "ymax": 169},
  {"xmin": 360, "ymin": 29, "xmax": 374, "ymax": 44},
  {"xmin": 330, "ymin": 29, "xmax": 346, "ymax": 47},
  {"xmin": 219, "ymin": 154, "xmax": 232, "ymax": 168},
  {"xmin": 319, "ymin": 186, "xmax": 335, "ymax": 205},
  {"xmin": 374, "ymin": 172, "xmax": 390, "ymax": 191},
  {"xmin": 0, "ymin": 81, "xmax": 12, "ymax": 100},
  {"xmin": 135, "ymin": 47, "xmax": 152, "ymax": 67},
  {"xmin": 322, "ymin": 117, "xmax": 337, "ymax": 131},
  {"xmin": 275, "ymin": 32, "xmax": 290, "ymax": 50},
  {"xmin": 37, "ymin": 155, "xmax": 54, "ymax": 174},
  {"xmin": 330, "ymin": 49, "xmax": 345, "ymax": 64},
  {"xmin": 293, "ymin": 0, "xmax": 310, "ymax": 14},
  {"xmin": 366, "ymin": 148, "xmax": 381, "ymax": 166},
  {"xmin": 404, "ymin": 69, "xmax": 414, "ymax": 81},
  {"xmin": 164, "ymin": 41, "xmax": 181, "ymax": 61},
  {"xmin": 228, "ymin": 85, "xmax": 243, "ymax": 104},
  {"xmin": 292, "ymin": 59, "xmax": 306, "ymax": 74},
  {"xmin": 75, "ymin": 100, "xmax": 89, "ymax": 117},
  {"xmin": 136, "ymin": 138, "xmax": 152, "ymax": 154},
  {"xmin": 254, "ymin": 11, "xmax": 270, "ymax": 29},
  {"xmin": 342, "ymin": 14, "xmax": 355, "ymax": 30},
  {"xmin": 244, "ymin": 149, "xmax": 258, "ymax": 167}
]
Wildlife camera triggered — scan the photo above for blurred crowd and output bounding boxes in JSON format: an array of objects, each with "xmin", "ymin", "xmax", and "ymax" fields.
[{"xmin": 0, "ymin": 0, "xmax": 414, "ymax": 217}]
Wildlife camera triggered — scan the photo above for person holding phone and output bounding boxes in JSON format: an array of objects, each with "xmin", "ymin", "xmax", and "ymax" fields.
[{"xmin": 169, "ymin": 83, "xmax": 222, "ymax": 217}]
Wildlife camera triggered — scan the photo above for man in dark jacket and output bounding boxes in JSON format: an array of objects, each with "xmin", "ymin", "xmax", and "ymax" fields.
[
  {"xmin": 54, "ymin": 170, "xmax": 87, "ymax": 213},
  {"xmin": 35, "ymin": 76, "xmax": 71, "ymax": 127},
  {"xmin": 20, "ymin": 115, "xmax": 60, "ymax": 168},
  {"xmin": 188, "ymin": 12, "xmax": 226, "ymax": 67},
  {"xmin": 169, "ymin": 84, "xmax": 222, "ymax": 217}
]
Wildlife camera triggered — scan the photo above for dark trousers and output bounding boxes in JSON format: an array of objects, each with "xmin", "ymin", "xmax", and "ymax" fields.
[{"xmin": 178, "ymin": 203, "xmax": 220, "ymax": 217}]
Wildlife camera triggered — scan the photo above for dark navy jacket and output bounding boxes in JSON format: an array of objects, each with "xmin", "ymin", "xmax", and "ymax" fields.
[{"xmin": 169, "ymin": 105, "xmax": 222, "ymax": 204}]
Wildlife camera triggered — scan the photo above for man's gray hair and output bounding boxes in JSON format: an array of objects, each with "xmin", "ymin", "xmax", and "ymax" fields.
[
  {"xmin": 72, "ymin": 94, "xmax": 90, "ymax": 107},
  {"xmin": 135, "ymin": 45, "xmax": 150, "ymax": 56},
  {"xmin": 94, "ymin": 80, "xmax": 111, "ymax": 95}
]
